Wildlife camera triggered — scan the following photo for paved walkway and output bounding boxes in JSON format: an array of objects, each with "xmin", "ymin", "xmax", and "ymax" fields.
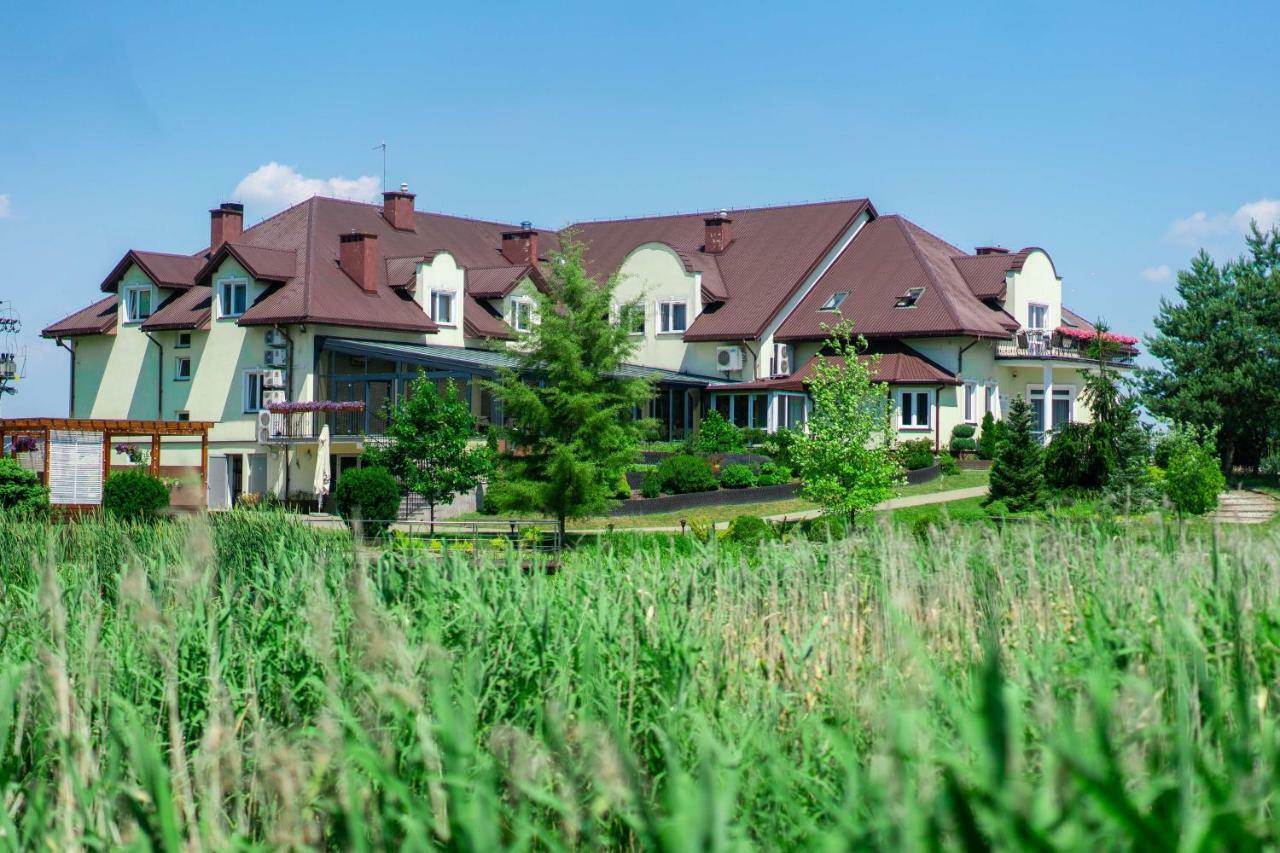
[
  {"xmin": 1207, "ymin": 489, "xmax": 1279, "ymax": 525},
  {"xmin": 575, "ymin": 485, "xmax": 989, "ymax": 533}
]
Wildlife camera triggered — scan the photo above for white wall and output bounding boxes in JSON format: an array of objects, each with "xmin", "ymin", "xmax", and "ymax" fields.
[{"xmin": 1005, "ymin": 250, "xmax": 1061, "ymax": 331}]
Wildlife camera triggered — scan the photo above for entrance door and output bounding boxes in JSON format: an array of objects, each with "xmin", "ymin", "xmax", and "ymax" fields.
[
  {"xmin": 247, "ymin": 454, "xmax": 267, "ymax": 497},
  {"xmin": 207, "ymin": 456, "xmax": 230, "ymax": 509},
  {"xmin": 227, "ymin": 454, "xmax": 244, "ymax": 506}
]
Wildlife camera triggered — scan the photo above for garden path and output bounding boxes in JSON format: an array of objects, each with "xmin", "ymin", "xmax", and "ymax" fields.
[{"xmin": 1206, "ymin": 489, "xmax": 1278, "ymax": 525}]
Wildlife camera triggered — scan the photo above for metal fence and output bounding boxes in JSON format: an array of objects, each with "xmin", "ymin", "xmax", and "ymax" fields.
[{"xmin": 365, "ymin": 518, "xmax": 564, "ymax": 559}]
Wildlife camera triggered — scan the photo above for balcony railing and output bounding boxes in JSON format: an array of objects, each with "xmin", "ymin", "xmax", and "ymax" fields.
[
  {"xmin": 261, "ymin": 402, "xmax": 366, "ymax": 443},
  {"xmin": 995, "ymin": 330, "xmax": 1137, "ymax": 365}
]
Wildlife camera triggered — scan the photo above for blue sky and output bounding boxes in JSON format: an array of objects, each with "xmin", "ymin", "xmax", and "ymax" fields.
[{"xmin": 2, "ymin": 1, "xmax": 1277, "ymax": 416}]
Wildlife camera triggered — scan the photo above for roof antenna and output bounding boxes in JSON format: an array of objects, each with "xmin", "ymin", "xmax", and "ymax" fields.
[{"xmin": 373, "ymin": 141, "xmax": 387, "ymax": 193}]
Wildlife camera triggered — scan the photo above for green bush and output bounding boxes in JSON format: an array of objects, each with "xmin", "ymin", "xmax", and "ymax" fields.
[
  {"xmin": 657, "ymin": 454, "xmax": 718, "ymax": 494},
  {"xmin": 939, "ymin": 454, "xmax": 960, "ymax": 476},
  {"xmin": 1164, "ymin": 431, "xmax": 1226, "ymax": 516},
  {"xmin": 803, "ymin": 514, "xmax": 848, "ymax": 541},
  {"xmin": 482, "ymin": 476, "xmax": 543, "ymax": 515},
  {"xmin": 614, "ymin": 474, "xmax": 633, "ymax": 500},
  {"xmin": 950, "ymin": 437, "xmax": 978, "ymax": 453},
  {"xmin": 952, "ymin": 423, "xmax": 976, "ymax": 440},
  {"xmin": 762, "ymin": 427, "xmax": 801, "ymax": 469},
  {"xmin": 102, "ymin": 470, "xmax": 170, "ymax": 521},
  {"xmin": 741, "ymin": 427, "xmax": 769, "ymax": 447},
  {"xmin": 333, "ymin": 467, "xmax": 401, "ymax": 536},
  {"xmin": 977, "ymin": 412, "xmax": 1002, "ymax": 460},
  {"xmin": 719, "ymin": 463, "xmax": 757, "ymax": 489},
  {"xmin": 756, "ymin": 461, "xmax": 793, "ymax": 486},
  {"xmin": 896, "ymin": 439, "xmax": 935, "ymax": 471},
  {"xmin": 725, "ymin": 514, "xmax": 773, "ymax": 548},
  {"xmin": 0, "ymin": 458, "xmax": 48, "ymax": 514},
  {"xmin": 984, "ymin": 498, "xmax": 1009, "ymax": 519},
  {"xmin": 1043, "ymin": 422, "xmax": 1107, "ymax": 490},
  {"xmin": 691, "ymin": 411, "xmax": 745, "ymax": 454},
  {"xmin": 640, "ymin": 470, "xmax": 663, "ymax": 499}
]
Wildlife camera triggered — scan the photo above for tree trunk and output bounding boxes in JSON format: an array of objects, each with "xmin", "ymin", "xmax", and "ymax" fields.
[
  {"xmin": 429, "ymin": 501, "xmax": 435, "ymax": 536},
  {"xmin": 557, "ymin": 515, "xmax": 566, "ymax": 549}
]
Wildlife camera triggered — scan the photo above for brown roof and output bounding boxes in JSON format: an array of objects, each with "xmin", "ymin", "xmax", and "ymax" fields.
[
  {"xmin": 195, "ymin": 243, "xmax": 298, "ymax": 286},
  {"xmin": 567, "ymin": 199, "xmax": 872, "ymax": 341},
  {"xmin": 42, "ymin": 295, "xmax": 119, "ymax": 338},
  {"xmin": 463, "ymin": 295, "xmax": 514, "ymax": 340},
  {"xmin": 713, "ymin": 343, "xmax": 959, "ymax": 392},
  {"xmin": 774, "ymin": 215, "xmax": 1017, "ymax": 343},
  {"xmin": 1060, "ymin": 306, "xmax": 1095, "ymax": 330},
  {"xmin": 99, "ymin": 250, "xmax": 205, "ymax": 293},
  {"xmin": 952, "ymin": 251, "xmax": 1028, "ymax": 299},
  {"xmin": 466, "ymin": 265, "xmax": 534, "ymax": 299},
  {"xmin": 141, "ymin": 287, "xmax": 212, "ymax": 332}
]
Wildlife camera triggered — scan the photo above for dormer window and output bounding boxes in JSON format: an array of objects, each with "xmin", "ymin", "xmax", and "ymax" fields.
[
  {"xmin": 820, "ymin": 291, "xmax": 849, "ymax": 311},
  {"xmin": 894, "ymin": 287, "xmax": 924, "ymax": 309},
  {"xmin": 124, "ymin": 285, "xmax": 153, "ymax": 322},
  {"xmin": 430, "ymin": 290, "xmax": 455, "ymax": 326},
  {"xmin": 513, "ymin": 297, "xmax": 534, "ymax": 332},
  {"xmin": 219, "ymin": 280, "xmax": 248, "ymax": 318}
]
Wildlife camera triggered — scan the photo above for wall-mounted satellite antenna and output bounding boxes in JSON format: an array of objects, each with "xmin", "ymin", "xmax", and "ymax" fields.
[{"xmin": 0, "ymin": 301, "xmax": 25, "ymax": 417}]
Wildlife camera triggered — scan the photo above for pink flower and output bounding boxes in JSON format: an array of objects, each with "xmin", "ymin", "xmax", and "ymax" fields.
[
  {"xmin": 1056, "ymin": 326, "xmax": 1138, "ymax": 346},
  {"xmin": 266, "ymin": 400, "xmax": 365, "ymax": 414}
]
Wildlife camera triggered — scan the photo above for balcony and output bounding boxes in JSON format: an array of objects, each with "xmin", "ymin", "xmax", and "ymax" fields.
[
  {"xmin": 995, "ymin": 329, "xmax": 1137, "ymax": 366},
  {"xmin": 261, "ymin": 401, "xmax": 366, "ymax": 443}
]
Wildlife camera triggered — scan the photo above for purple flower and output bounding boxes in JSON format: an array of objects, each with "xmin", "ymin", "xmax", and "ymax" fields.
[
  {"xmin": 266, "ymin": 400, "xmax": 365, "ymax": 414},
  {"xmin": 13, "ymin": 436, "xmax": 38, "ymax": 453}
]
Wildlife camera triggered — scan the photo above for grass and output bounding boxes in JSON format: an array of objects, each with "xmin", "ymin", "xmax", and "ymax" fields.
[
  {"xmin": 893, "ymin": 466, "xmax": 988, "ymax": 497},
  {"xmin": 3, "ymin": 509, "xmax": 1280, "ymax": 846}
]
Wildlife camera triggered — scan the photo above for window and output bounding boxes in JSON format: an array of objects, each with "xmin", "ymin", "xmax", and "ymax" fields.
[
  {"xmin": 964, "ymin": 382, "xmax": 977, "ymax": 422},
  {"xmin": 1029, "ymin": 387, "xmax": 1073, "ymax": 434},
  {"xmin": 1027, "ymin": 303, "xmax": 1048, "ymax": 330},
  {"xmin": 820, "ymin": 291, "xmax": 849, "ymax": 311},
  {"xmin": 752, "ymin": 394, "xmax": 768, "ymax": 429},
  {"xmin": 175, "ymin": 356, "xmax": 192, "ymax": 381},
  {"xmin": 124, "ymin": 286, "xmax": 153, "ymax": 322},
  {"xmin": 219, "ymin": 280, "xmax": 249, "ymax": 318},
  {"xmin": 176, "ymin": 332, "xmax": 192, "ymax": 349},
  {"xmin": 770, "ymin": 343, "xmax": 791, "ymax": 377},
  {"xmin": 658, "ymin": 300, "xmax": 688, "ymax": 334},
  {"xmin": 623, "ymin": 301, "xmax": 645, "ymax": 335},
  {"xmin": 243, "ymin": 370, "xmax": 265, "ymax": 413},
  {"xmin": 780, "ymin": 395, "xmax": 808, "ymax": 430},
  {"xmin": 176, "ymin": 411, "xmax": 191, "ymax": 423},
  {"xmin": 898, "ymin": 389, "xmax": 931, "ymax": 429},
  {"xmin": 894, "ymin": 287, "xmax": 925, "ymax": 308},
  {"xmin": 430, "ymin": 290, "xmax": 455, "ymax": 326},
  {"xmin": 513, "ymin": 298, "xmax": 534, "ymax": 332}
]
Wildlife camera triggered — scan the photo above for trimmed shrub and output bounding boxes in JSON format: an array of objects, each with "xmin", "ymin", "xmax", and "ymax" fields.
[
  {"xmin": 950, "ymin": 437, "xmax": 978, "ymax": 453},
  {"xmin": 102, "ymin": 470, "xmax": 170, "ymax": 521},
  {"xmin": 657, "ymin": 454, "xmax": 718, "ymax": 494},
  {"xmin": 333, "ymin": 467, "xmax": 401, "ymax": 536},
  {"xmin": 896, "ymin": 439, "xmax": 935, "ymax": 471},
  {"xmin": 952, "ymin": 423, "xmax": 977, "ymax": 439},
  {"xmin": 756, "ymin": 461, "xmax": 793, "ymax": 486},
  {"xmin": 977, "ymin": 412, "xmax": 1002, "ymax": 460},
  {"xmin": 719, "ymin": 463, "xmax": 757, "ymax": 489},
  {"xmin": 725, "ymin": 515, "xmax": 773, "ymax": 548},
  {"xmin": 1164, "ymin": 431, "xmax": 1226, "ymax": 516},
  {"xmin": 939, "ymin": 454, "xmax": 960, "ymax": 476},
  {"xmin": 640, "ymin": 470, "xmax": 663, "ymax": 499},
  {"xmin": 691, "ymin": 411, "xmax": 744, "ymax": 454},
  {"xmin": 0, "ymin": 458, "xmax": 49, "ymax": 514}
]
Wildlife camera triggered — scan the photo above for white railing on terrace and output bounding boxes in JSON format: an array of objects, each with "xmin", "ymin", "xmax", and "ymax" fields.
[{"xmin": 995, "ymin": 330, "xmax": 1136, "ymax": 365}]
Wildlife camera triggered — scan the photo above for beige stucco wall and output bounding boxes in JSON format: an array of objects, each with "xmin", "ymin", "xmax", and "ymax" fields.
[
  {"xmin": 1005, "ymin": 250, "xmax": 1061, "ymax": 331},
  {"xmin": 416, "ymin": 252, "xmax": 466, "ymax": 348}
]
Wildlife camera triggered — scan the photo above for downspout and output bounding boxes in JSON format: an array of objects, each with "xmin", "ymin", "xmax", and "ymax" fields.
[
  {"xmin": 957, "ymin": 339, "xmax": 978, "ymax": 374},
  {"xmin": 55, "ymin": 338, "xmax": 75, "ymax": 417},
  {"xmin": 143, "ymin": 331, "xmax": 164, "ymax": 419},
  {"xmin": 276, "ymin": 324, "xmax": 295, "ymax": 501}
]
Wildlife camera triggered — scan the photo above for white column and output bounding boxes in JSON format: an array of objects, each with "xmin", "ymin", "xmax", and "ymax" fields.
[{"xmin": 1042, "ymin": 364, "xmax": 1054, "ymax": 439}]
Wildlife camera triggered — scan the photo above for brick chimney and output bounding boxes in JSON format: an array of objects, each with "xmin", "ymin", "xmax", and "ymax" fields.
[
  {"xmin": 501, "ymin": 223, "xmax": 539, "ymax": 265},
  {"xmin": 975, "ymin": 246, "xmax": 1009, "ymax": 255},
  {"xmin": 382, "ymin": 183, "xmax": 416, "ymax": 231},
  {"xmin": 210, "ymin": 202, "xmax": 244, "ymax": 251},
  {"xmin": 704, "ymin": 211, "xmax": 732, "ymax": 254},
  {"xmin": 339, "ymin": 232, "xmax": 379, "ymax": 293}
]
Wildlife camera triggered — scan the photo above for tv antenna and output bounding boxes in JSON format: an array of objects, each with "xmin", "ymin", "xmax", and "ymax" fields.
[
  {"xmin": 373, "ymin": 141, "xmax": 387, "ymax": 192},
  {"xmin": 0, "ymin": 301, "xmax": 24, "ymax": 417}
]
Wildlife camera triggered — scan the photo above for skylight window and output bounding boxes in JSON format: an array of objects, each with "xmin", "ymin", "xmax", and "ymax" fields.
[
  {"xmin": 894, "ymin": 287, "xmax": 925, "ymax": 308},
  {"xmin": 820, "ymin": 291, "xmax": 849, "ymax": 311}
]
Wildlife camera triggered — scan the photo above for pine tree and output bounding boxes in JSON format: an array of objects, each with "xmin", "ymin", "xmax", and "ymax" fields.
[
  {"xmin": 977, "ymin": 411, "xmax": 999, "ymax": 460},
  {"xmin": 488, "ymin": 234, "xmax": 652, "ymax": 537},
  {"xmin": 986, "ymin": 394, "xmax": 1044, "ymax": 512}
]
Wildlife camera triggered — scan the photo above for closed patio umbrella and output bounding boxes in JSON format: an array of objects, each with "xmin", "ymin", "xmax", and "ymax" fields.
[{"xmin": 314, "ymin": 424, "xmax": 331, "ymax": 513}]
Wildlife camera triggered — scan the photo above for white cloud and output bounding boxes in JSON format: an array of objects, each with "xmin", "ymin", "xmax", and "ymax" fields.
[
  {"xmin": 0, "ymin": 194, "xmax": 11, "ymax": 219},
  {"xmin": 1141, "ymin": 264, "xmax": 1172, "ymax": 283},
  {"xmin": 232, "ymin": 162, "xmax": 380, "ymax": 209},
  {"xmin": 1166, "ymin": 197, "xmax": 1280, "ymax": 246}
]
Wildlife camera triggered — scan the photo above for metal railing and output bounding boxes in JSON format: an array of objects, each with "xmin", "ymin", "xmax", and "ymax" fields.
[
  {"xmin": 995, "ymin": 330, "xmax": 1136, "ymax": 365},
  {"xmin": 375, "ymin": 518, "xmax": 564, "ymax": 559}
]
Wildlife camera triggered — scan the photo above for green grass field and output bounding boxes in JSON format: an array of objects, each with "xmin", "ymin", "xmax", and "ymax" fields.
[{"xmin": 1, "ymin": 509, "xmax": 1277, "ymax": 848}]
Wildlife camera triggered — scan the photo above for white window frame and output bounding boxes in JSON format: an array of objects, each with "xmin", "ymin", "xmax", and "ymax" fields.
[
  {"xmin": 1027, "ymin": 384, "xmax": 1075, "ymax": 431},
  {"xmin": 430, "ymin": 290, "xmax": 456, "ymax": 326},
  {"xmin": 219, "ymin": 278, "xmax": 249, "ymax": 319},
  {"xmin": 123, "ymin": 285, "xmax": 153, "ymax": 323},
  {"xmin": 174, "ymin": 356, "xmax": 192, "ymax": 382},
  {"xmin": 512, "ymin": 297, "xmax": 534, "ymax": 332},
  {"xmin": 622, "ymin": 300, "xmax": 645, "ymax": 336},
  {"xmin": 175, "ymin": 332, "xmax": 192, "ymax": 349},
  {"xmin": 897, "ymin": 388, "xmax": 933, "ymax": 431},
  {"xmin": 657, "ymin": 299, "xmax": 688, "ymax": 334},
  {"xmin": 963, "ymin": 382, "xmax": 978, "ymax": 423},
  {"xmin": 820, "ymin": 291, "xmax": 849, "ymax": 311},
  {"xmin": 243, "ymin": 370, "xmax": 265, "ymax": 413},
  {"xmin": 1027, "ymin": 302, "xmax": 1048, "ymax": 330}
]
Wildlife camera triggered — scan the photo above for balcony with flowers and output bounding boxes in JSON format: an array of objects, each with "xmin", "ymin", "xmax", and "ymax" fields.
[
  {"xmin": 262, "ymin": 400, "xmax": 366, "ymax": 443},
  {"xmin": 995, "ymin": 326, "xmax": 1139, "ymax": 366}
]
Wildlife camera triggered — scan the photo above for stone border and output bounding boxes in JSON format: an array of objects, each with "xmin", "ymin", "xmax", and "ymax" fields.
[
  {"xmin": 905, "ymin": 463, "xmax": 942, "ymax": 485},
  {"xmin": 610, "ymin": 482, "xmax": 800, "ymax": 516}
]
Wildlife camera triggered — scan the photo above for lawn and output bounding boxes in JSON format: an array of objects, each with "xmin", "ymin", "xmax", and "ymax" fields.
[
  {"xmin": 2, "ymin": 510, "xmax": 1280, "ymax": 847},
  {"xmin": 893, "ymin": 465, "xmax": 988, "ymax": 497}
]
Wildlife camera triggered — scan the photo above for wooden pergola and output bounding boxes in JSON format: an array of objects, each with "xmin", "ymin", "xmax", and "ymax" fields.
[{"xmin": 1, "ymin": 418, "xmax": 215, "ymax": 506}]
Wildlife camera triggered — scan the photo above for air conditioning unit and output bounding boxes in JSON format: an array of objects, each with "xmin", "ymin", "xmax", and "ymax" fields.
[
  {"xmin": 265, "ymin": 329, "xmax": 288, "ymax": 348},
  {"xmin": 263, "ymin": 369, "xmax": 285, "ymax": 389},
  {"xmin": 716, "ymin": 346, "xmax": 743, "ymax": 372},
  {"xmin": 264, "ymin": 349, "xmax": 288, "ymax": 367},
  {"xmin": 257, "ymin": 410, "xmax": 273, "ymax": 429},
  {"xmin": 257, "ymin": 425, "xmax": 271, "ymax": 445},
  {"xmin": 262, "ymin": 389, "xmax": 286, "ymax": 407}
]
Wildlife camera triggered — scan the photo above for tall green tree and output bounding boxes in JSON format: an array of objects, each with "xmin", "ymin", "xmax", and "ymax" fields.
[
  {"xmin": 364, "ymin": 374, "xmax": 491, "ymax": 528},
  {"xmin": 1140, "ymin": 224, "xmax": 1280, "ymax": 471},
  {"xmin": 488, "ymin": 234, "xmax": 652, "ymax": 536},
  {"xmin": 986, "ymin": 394, "xmax": 1044, "ymax": 512},
  {"xmin": 792, "ymin": 319, "xmax": 900, "ymax": 525}
]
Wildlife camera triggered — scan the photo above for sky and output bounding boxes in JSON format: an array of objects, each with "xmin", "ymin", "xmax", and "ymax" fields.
[{"xmin": 1, "ymin": 1, "xmax": 1277, "ymax": 417}]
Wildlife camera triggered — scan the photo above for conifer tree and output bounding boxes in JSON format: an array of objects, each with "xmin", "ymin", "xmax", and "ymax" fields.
[{"xmin": 986, "ymin": 394, "xmax": 1044, "ymax": 512}]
